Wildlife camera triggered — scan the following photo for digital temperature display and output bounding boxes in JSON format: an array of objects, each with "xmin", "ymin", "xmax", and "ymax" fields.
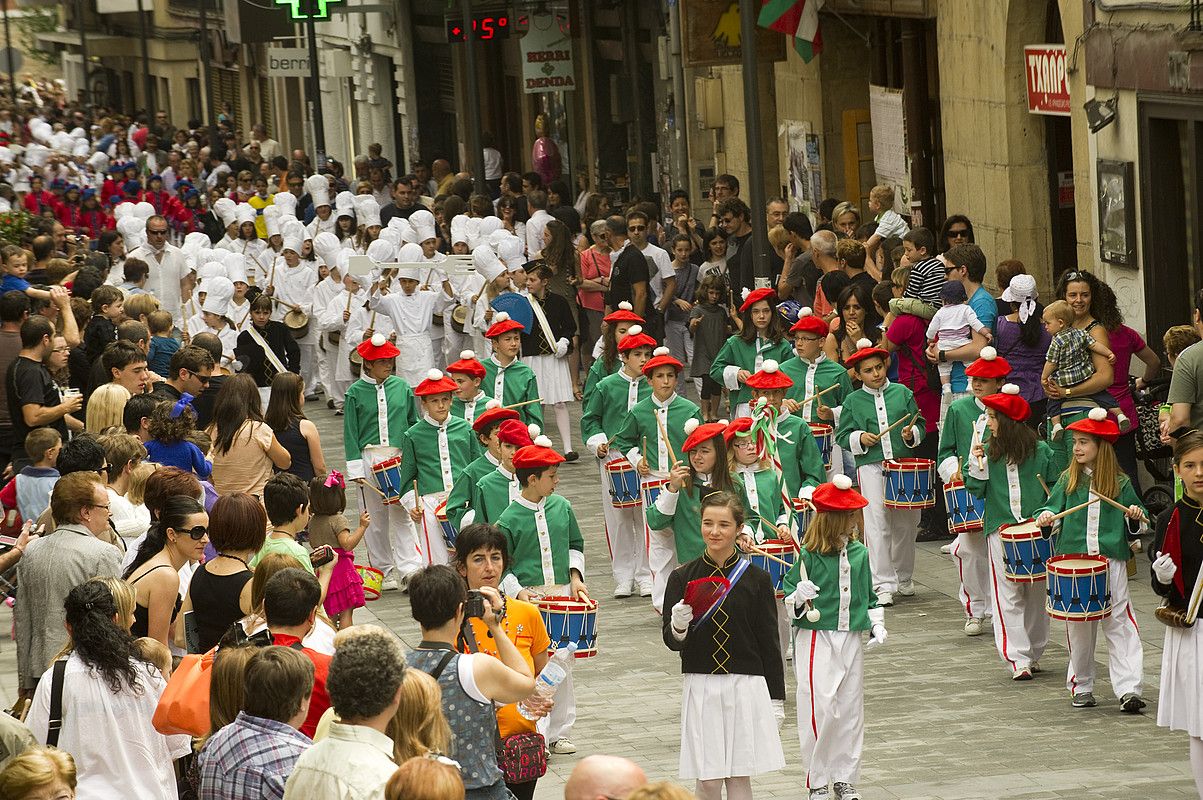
[{"xmin": 446, "ymin": 14, "xmax": 511, "ymax": 42}]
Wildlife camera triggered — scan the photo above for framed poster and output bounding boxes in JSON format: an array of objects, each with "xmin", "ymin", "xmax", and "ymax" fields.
[
  {"xmin": 1097, "ymin": 160, "xmax": 1135, "ymax": 266},
  {"xmin": 680, "ymin": 0, "xmax": 784, "ymax": 67}
]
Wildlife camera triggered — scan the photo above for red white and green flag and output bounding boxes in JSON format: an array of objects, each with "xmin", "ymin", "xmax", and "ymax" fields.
[{"xmin": 758, "ymin": 0, "xmax": 824, "ymax": 63}]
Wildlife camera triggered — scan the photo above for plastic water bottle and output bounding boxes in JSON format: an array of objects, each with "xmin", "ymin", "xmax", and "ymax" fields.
[{"xmin": 518, "ymin": 643, "xmax": 576, "ymax": 720}]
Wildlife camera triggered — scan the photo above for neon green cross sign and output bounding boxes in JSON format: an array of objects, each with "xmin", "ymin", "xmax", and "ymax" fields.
[{"xmin": 275, "ymin": 0, "xmax": 342, "ymax": 21}]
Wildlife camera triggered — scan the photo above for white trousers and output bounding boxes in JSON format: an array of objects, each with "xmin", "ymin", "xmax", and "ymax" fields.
[
  {"xmin": 1064, "ymin": 557, "xmax": 1143, "ymax": 699},
  {"xmin": 986, "ymin": 533, "xmax": 1049, "ymax": 673},
  {"xmin": 430, "ymin": 328, "xmax": 445, "ymax": 371},
  {"xmin": 598, "ymin": 459, "xmax": 650, "ymax": 588},
  {"xmin": 317, "ymin": 337, "xmax": 333, "ymax": 396},
  {"xmin": 648, "ymin": 525, "xmax": 678, "ymax": 613},
  {"xmin": 360, "ymin": 487, "xmax": 422, "ymax": 580},
  {"xmin": 442, "ymin": 326, "xmax": 467, "ymax": 369},
  {"xmin": 413, "ymin": 492, "xmax": 452, "ymax": 567},
  {"xmin": 537, "ymin": 669, "xmax": 576, "ymax": 743},
  {"xmin": 826, "ymin": 442, "xmax": 847, "ymax": 482},
  {"xmin": 857, "ymin": 463, "xmax": 920, "ymax": 595},
  {"xmin": 794, "ymin": 628, "xmax": 864, "ymax": 789},
  {"xmin": 299, "ymin": 340, "xmax": 319, "ymax": 393},
  {"xmin": 952, "ymin": 531, "xmax": 991, "ymax": 619}
]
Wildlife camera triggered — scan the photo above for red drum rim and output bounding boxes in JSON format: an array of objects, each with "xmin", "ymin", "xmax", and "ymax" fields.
[
  {"xmin": 949, "ymin": 521, "xmax": 985, "ymax": 534},
  {"xmin": 535, "ymin": 596, "xmax": 600, "ymax": 613},
  {"xmin": 1046, "ymin": 605, "xmax": 1112, "ymax": 622},
  {"xmin": 883, "ymin": 457, "xmax": 936, "ymax": 471},
  {"xmin": 808, "ymin": 422, "xmax": 833, "ymax": 434},
  {"xmin": 942, "ymin": 479, "xmax": 969, "ymax": 491},
  {"xmin": 605, "ymin": 460, "xmax": 636, "ymax": 473},
  {"xmin": 373, "ymin": 455, "xmax": 403, "ymax": 470},
  {"xmin": 998, "ymin": 522, "xmax": 1045, "ymax": 541},
  {"xmin": 641, "ymin": 478, "xmax": 670, "ymax": 488},
  {"xmin": 1004, "ymin": 572, "xmax": 1046, "ymax": 584},
  {"xmin": 355, "ymin": 565, "xmax": 384, "ymax": 601},
  {"xmin": 753, "ymin": 540, "xmax": 796, "ymax": 555},
  {"xmin": 1046, "ymin": 554, "xmax": 1109, "ymax": 576},
  {"xmin": 883, "ymin": 499, "xmax": 935, "ymax": 509}
]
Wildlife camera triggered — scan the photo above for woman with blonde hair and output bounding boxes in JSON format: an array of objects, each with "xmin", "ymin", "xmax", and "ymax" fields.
[
  {"xmin": 386, "ymin": 757, "xmax": 465, "ymax": 800},
  {"xmin": 388, "ymin": 669, "xmax": 451, "ymax": 763},
  {"xmin": 206, "ymin": 644, "xmax": 257, "ymax": 736},
  {"xmin": 85, "ymin": 384, "xmax": 130, "ymax": 434},
  {"xmin": 0, "ymin": 746, "xmax": 76, "ymax": 800}
]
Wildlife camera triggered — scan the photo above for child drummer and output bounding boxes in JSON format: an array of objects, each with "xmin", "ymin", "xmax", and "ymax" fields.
[
  {"xmin": 580, "ymin": 324, "xmax": 656, "ymax": 598},
  {"xmin": 612, "ymin": 347, "xmax": 703, "ymax": 611},
  {"xmin": 834, "ymin": 339, "xmax": 925, "ymax": 607},
  {"xmin": 663, "ymin": 491, "xmax": 785, "ymax": 799},
  {"xmin": 398, "ymin": 369, "xmax": 481, "ymax": 566},
  {"xmin": 936, "ymin": 347, "xmax": 1010, "ymax": 637},
  {"xmin": 483, "ymin": 312, "xmax": 544, "ymax": 428},
  {"xmin": 342, "ymin": 334, "xmax": 419, "ymax": 592},
  {"xmin": 963, "ymin": 384, "xmax": 1054, "ymax": 680},
  {"xmin": 782, "ymin": 308, "xmax": 853, "ymax": 481},
  {"xmin": 497, "ymin": 439, "xmax": 589, "ymax": 758},
  {"xmin": 462, "ymin": 419, "xmax": 534, "ymax": 526},
  {"xmin": 1034, "ymin": 408, "xmax": 1147, "ymax": 711},
  {"xmin": 447, "ymin": 349, "xmax": 490, "ymax": 423},
  {"xmin": 444, "ymin": 400, "xmax": 519, "ymax": 530},
  {"xmin": 782, "ymin": 476, "xmax": 885, "ymax": 800}
]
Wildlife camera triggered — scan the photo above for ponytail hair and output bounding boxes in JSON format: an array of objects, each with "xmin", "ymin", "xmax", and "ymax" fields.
[
  {"xmin": 122, "ymin": 495, "xmax": 204, "ymax": 579},
  {"xmin": 63, "ymin": 580, "xmax": 145, "ymax": 693}
]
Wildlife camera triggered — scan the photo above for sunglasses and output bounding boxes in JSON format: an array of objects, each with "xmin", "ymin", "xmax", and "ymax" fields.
[
  {"xmin": 948, "ymin": 228, "xmax": 970, "ymax": 238},
  {"xmin": 174, "ymin": 525, "xmax": 209, "ymax": 541},
  {"xmin": 184, "ymin": 369, "xmax": 211, "ymax": 385},
  {"xmin": 628, "ymin": 225, "xmax": 646, "ymax": 232}
]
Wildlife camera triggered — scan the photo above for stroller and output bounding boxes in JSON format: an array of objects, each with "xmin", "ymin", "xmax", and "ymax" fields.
[{"xmin": 1131, "ymin": 376, "xmax": 1174, "ymax": 518}]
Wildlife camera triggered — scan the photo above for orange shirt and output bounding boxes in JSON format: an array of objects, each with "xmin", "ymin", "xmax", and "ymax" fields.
[{"xmin": 462, "ymin": 598, "xmax": 551, "ymax": 737}]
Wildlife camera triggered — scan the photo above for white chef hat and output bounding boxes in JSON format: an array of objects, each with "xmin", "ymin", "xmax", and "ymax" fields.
[
  {"xmin": 305, "ymin": 173, "xmax": 331, "ymax": 208},
  {"xmin": 235, "ymin": 203, "xmax": 257, "ymax": 226},
  {"xmin": 496, "ymin": 235, "xmax": 526, "ymax": 270},
  {"xmin": 312, "ymin": 231, "xmax": 341, "ymax": 266},
  {"xmin": 212, "ymin": 197, "xmax": 237, "ymax": 227},
  {"xmin": 449, "ymin": 214, "xmax": 471, "ymax": 246},
  {"xmin": 378, "ymin": 227, "xmax": 402, "ymax": 250},
  {"xmin": 116, "ymin": 216, "xmax": 145, "ymax": 251},
  {"xmin": 197, "ymin": 260, "xmax": 226, "ymax": 284},
  {"xmin": 353, "ymin": 195, "xmax": 382, "ymax": 229},
  {"xmin": 223, "ymin": 251, "xmax": 249, "ymax": 285},
  {"xmin": 366, "ymin": 238, "xmax": 395, "ymax": 264},
  {"xmin": 335, "ymin": 191, "xmax": 356, "ymax": 219},
  {"xmin": 262, "ymin": 205, "xmax": 282, "ymax": 239},
  {"xmin": 201, "ymin": 276, "xmax": 235, "ymax": 317},
  {"xmin": 273, "ymin": 191, "xmax": 298, "ymax": 221},
  {"xmin": 477, "ymin": 216, "xmax": 503, "ymax": 238},
  {"xmin": 22, "ymin": 143, "xmax": 48, "ymax": 168},
  {"xmin": 394, "ymin": 242, "xmax": 424, "ymax": 281},
  {"xmin": 113, "ymin": 202, "xmax": 136, "ymax": 221},
  {"xmin": 472, "ymin": 245, "xmax": 505, "ymax": 283},
  {"xmin": 408, "ymin": 209, "xmax": 437, "ymax": 244},
  {"xmin": 133, "ymin": 201, "xmax": 155, "ymax": 219},
  {"xmin": 281, "ymin": 219, "xmax": 306, "ymax": 254}
]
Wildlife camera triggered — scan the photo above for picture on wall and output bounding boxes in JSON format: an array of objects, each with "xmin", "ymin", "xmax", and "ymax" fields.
[{"xmin": 1097, "ymin": 159, "xmax": 1135, "ymax": 266}]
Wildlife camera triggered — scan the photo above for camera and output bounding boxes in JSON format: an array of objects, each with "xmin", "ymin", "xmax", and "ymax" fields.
[{"xmin": 464, "ymin": 589, "xmax": 485, "ymax": 619}]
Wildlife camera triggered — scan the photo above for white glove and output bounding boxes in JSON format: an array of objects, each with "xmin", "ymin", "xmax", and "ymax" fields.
[
  {"xmin": 783, "ymin": 581, "xmax": 819, "ymax": 614},
  {"xmin": 866, "ymin": 624, "xmax": 887, "ymax": 650},
  {"xmin": 670, "ymin": 600, "xmax": 693, "ymax": 640},
  {"xmin": 1153, "ymin": 551, "xmax": 1178, "ymax": 585},
  {"xmin": 554, "ymin": 337, "xmax": 569, "ymax": 358},
  {"xmin": 771, "ymin": 698, "xmax": 785, "ymax": 728}
]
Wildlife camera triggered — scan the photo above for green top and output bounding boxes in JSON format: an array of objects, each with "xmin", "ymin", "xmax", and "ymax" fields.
[
  {"xmin": 780, "ymin": 355, "xmax": 852, "ymax": 424},
  {"xmin": 341, "ymin": 375, "xmax": 417, "ymax": 478},
  {"xmin": 497, "ymin": 494, "xmax": 585, "ymax": 592},
  {"xmin": 582, "ymin": 355, "xmax": 620, "ymax": 406},
  {"xmin": 774, "ymin": 412, "xmax": 827, "ymax": 499},
  {"xmin": 396, "ymin": 416, "xmax": 480, "ymax": 498},
  {"xmin": 834, "ymin": 382, "xmax": 925, "ymax": 467},
  {"xmin": 470, "ymin": 466, "xmax": 521, "ymax": 526},
  {"xmin": 734, "ymin": 466, "xmax": 788, "ymax": 543},
  {"xmin": 580, "ymin": 370, "xmax": 651, "ymax": 449},
  {"xmin": 611, "ymin": 394, "xmax": 702, "ymax": 475},
  {"xmin": 936, "ymin": 395, "xmax": 988, "ymax": 483},
  {"xmin": 1034, "ymin": 470, "xmax": 1145, "ymax": 561},
  {"xmin": 482, "ymin": 356, "xmax": 543, "ymax": 428},
  {"xmin": 251, "ymin": 534, "xmax": 314, "ymax": 573},
  {"xmin": 962, "ymin": 441, "xmax": 1055, "ymax": 535},
  {"xmin": 444, "ymin": 452, "xmax": 500, "ymax": 529},
  {"xmin": 781, "ymin": 540, "xmax": 876, "ymax": 631},
  {"xmin": 451, "ymin": 392, "xmax": 491, "ymax": 424},
  {"xmin": 645, "ymin": 475, "xmax": 747, "ymax": 564},
  {"xmin": 710, "ymin": 334, "xmax": 795, "ymax": 413}
]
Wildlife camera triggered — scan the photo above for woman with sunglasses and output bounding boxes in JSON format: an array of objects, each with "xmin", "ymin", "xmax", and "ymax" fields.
[
  {"xmin": 122, "ymin": 495, "xmax": 208, "ymax": 648},
  {"xmin": 937, "ymin": 215, "xmax": 975, "ymax": 254}
]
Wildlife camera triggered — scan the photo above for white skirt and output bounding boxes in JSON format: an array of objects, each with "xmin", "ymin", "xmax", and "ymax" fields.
[
  {"xmin": 526, "ymin": 354, "xmax": 575, "ymax": 405},
  {"xmin": 679, "ymin": 673, "xmax": 785, "ymax": 780},
  {"xmin": 1157, "ymin": 622, "xmax": 1203, "ymax": 736}
]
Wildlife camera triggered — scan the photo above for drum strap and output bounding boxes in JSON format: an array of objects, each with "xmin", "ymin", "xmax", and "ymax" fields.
[{"xmin": 246, "ymin": 325, "xmax": 289, "ymax": 376}]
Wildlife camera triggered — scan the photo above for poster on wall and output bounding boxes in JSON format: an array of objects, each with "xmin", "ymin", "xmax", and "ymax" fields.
[
  {"xmin": 868, "ymin": 84, "xmax": 910, "ymax": 214},
  {"xmin": 521, "ymin": 14, "xmax": 575, "ymax": 93},
  {"xmin": 783, "ymin": 121, "xmax": 824, "ymax": 216},
  {"xmin": 680, "ymin": 0, "xmax": 785, "ymax": 67},
  {"xmin": 1097, "ymin": 159, "xmax": 1135, "ymax": 266}
]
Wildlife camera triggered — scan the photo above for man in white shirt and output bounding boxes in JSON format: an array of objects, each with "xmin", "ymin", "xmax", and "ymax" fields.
[
  {"xmin": 125, "ymin": 215, "xmax": 193, "ymax": 327},
  {"xmin": 625, "ymin": 209, "xmax": 676, "ymax": 321},
  {"xmin": 284, "ymin": 628, "xmax": 405, "ymax": 800},
  {"xmin": 525, "ymin": 189, "xmax": 554, "ymax": 259}
]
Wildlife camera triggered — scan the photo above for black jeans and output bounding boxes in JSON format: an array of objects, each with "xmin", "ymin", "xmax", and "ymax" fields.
[{"xmin": 506, "ymin": 780, "xmax": 537, "ymax": 800}]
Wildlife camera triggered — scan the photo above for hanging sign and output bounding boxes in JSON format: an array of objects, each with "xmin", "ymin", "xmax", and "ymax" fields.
[{"xmin": 521, "ymin": 14, "xmax": 574, "ymax": 93}]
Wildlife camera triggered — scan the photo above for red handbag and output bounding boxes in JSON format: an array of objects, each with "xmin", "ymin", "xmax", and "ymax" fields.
[
  {"xmin": 497, "ymin": 731, "xmax": 547, "ymax": 783},
  {"xmin": 152, "ymin": 648, "xmax": 216, "ymax": 737}
]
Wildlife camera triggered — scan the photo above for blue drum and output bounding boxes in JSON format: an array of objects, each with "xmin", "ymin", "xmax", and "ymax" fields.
[
  {"xmin": 434, "ymin": 499, "xmax": 456, "ymax": 547},
  {"xmin": 1046, "ymin": 554, "xmax": 1111, "ymax": 622},
  {"xmin": 809, "ymin": 423, "xmax": 834, "ymax": 470},
  {"xmin": 536, "ymin": 597, "xmax": 599, "ymax": 658},
  {"xmin": 641, "ymin": 478, "xmax": 668, "ymax": 510},
  {"xmin": 747, "ymin": 541, "xmax": 796, "ymax": 598},
  {"xmin": 605, "ymin": 459, "xmax": 642, "ymax": 508},
  {"xmin": 883, "ymin": 458, "xmax": 935, "ymax": 510},
  {"xmin": 944, "ymin": 480, "xmax": 985, "ymax": 534},
  {"xmin": 998, "ymin": 520, "xmax": 1054, "ymax": 582}
]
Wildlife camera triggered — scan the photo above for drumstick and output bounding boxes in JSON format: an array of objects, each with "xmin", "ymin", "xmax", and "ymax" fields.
[
  {"xmin": 655, "ymin": 413, "xmax": 678, "ymax": 466},
  {"xmin": 744, "ymin": 542, "xmax": 792, "ymax": 567},
  {"xmin": 504, "ymin": 398, "xmax": 544, "ymax": 409},
  {"xmin": 353, "ymin": 478, "xmax": 386, "ymax": 498},
  {"xmin": 1046, "ymin": 496, "xmax": 1100, "ymax": 524},
  {"xmin": 799, "ymin": 383, "xmax": 840, "ymax": 407},
  {"xmin": 1090, "ymin": 490, "xmax": 1148, "ymax": 522},
  {"xmin": 269, "ymin": 261, "xmax": 276, "ymax": 291},
  {"xmin": 344, "ymin": 292, "xmax": 354, "ymax": 313},
  {"xmin": 1037, "ymin": 473, "xmax": 1050, "ymax": 497},
  {"xmin": 787, "ymin": 545, "xmax": 821, "ymax": 622},
  {"xmin": 881, "ymin": 412, "xmax": 916, "ymax": 436}
]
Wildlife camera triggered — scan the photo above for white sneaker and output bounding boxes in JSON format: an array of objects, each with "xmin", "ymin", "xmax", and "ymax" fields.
[
  {"xmin": 877, "ymin": 591, "xmax": 894, "ymax": 607},
  {"xmin": 613, "ymin": 580, "xmax": 634, "ymax": 598},
  {"xmin": 964, "ymin": 617, "xmax": 983, "ymax": 636},
  {"xmin": 637, "ymin": 582, "xmax": 653, "ymax": 597},
  {"xmin": 549, "ymin": 738, "xmax": 577, "ymax": 755},
  {"xmin": 897, "ymin": 580, "xmax": 916, "ymax": 597},
  {"xmin": 381, "ymin": 575, "xmax": 400, "ymax": 592}
]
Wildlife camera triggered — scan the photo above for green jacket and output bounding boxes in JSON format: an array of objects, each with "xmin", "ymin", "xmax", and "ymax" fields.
[
  {"xmin": 780, "ymin": 355, "xmax": 852, "ymax": 424},
  {"xmin": 1034, "ymin": 471, "xmax": 1145, "ymax": 562},
  {"xmin": 781, "ymin": 540, "xmax": 877, "ymax": 631},
  {"xmin": 451, "ymin": 391, "xmax": 490, "ymax": 424},
  {"xmin": 342, "ymin": 376, "xmax": 417, "ymax": 479},
  {"xmin": 497, "ymin": 494, "xmax": 585, "ymax": 593},
  {"xmin": 735, "ymin": 466, "xmax": 788, "ymax": 543},
  {"xmin": 468, "ymin": 466, "xmax": 522, "ymax": 526},
  {"xmin": 963, "ymin": 441, "xmax": 1055, "ymax": 535},
  {"xmin": 710, "ymin": 334, "xmax": 794, "ymax": 412},
  {"xmin": 580, "ymin": 369, "xmax": 651, "ymax": 452},
  {"xmin": 645, "ymin": 475, "xmax": 746, "ymax": 564},
  {"xmin": 936, "ymin": 395, "xmax": 988, "ymax": 483},
  {"xmin": 582, "ymin": 355, "xmax": 619, "ymax": 406},
  {"xmin": 396, "ymin": 415, "xmax": 480, "ymax": 498},
  {"xmin": 611, "ymin": 394, "xmax": 702, "ymax": 475},
  {"xmin": 774, "ymin": 412, "xmax": 828, "ymax": 500},
  {"xmin": 834, "ymin": 382, "xmax": 925, "ymax": 468},
  {"xmin": 444, "ymin": 452, "xmax": 501, "ymax": 529},
  {"xmin": 482, "ymin": 356, "xmax": 543, "ymax": 428}
]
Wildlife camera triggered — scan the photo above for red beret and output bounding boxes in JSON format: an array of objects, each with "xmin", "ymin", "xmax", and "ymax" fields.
[
  {"xmin": 980, "ymin": 384, "xmax": 1030, "ymax": 422},
  {"xmin": 512, "ymin": 443, "xmax": 565, "ymax": 470},
  {"xmin": 445, "ymin": 349, "xmax": 486, "ymax": 379},
  {"xmin": 790, "ymin": 308, "xmax": 829, "ymax": 338},
  {"xmin": 618, "ymin": 324, "xmax": 657, "ymax": 353},
  {"xmin": 472, "ymin": 401, "xmax": 519, "ymax": 433},
  {"xmin": 964, "ymin": 346, "xmax": 1011, "ymax": 379},
  {"xmin": 739, "ymin": 286, "xmax": 777, "ymax": 313},
  {"xmin": 604, "ymin": 301, "xmax": 644, "ymax": 325},
  {"xmin": 723, "ymin": 417, "xmax": 753, "ymax": 443},
  {"xmin": 485, "ymin": 312, "xmax": 525, "ymax": 339},
  {"xmin": 682, "ymin": 419, "xmax": 728, "ymax": 453},
  {"xmin": 744, "ymin": 359, "xmax": 794, "ymax": 390},
  {"xmin": 811, "ymin": 475, "xmax": 869, "ymax": 512},
  {"xmin": 642, "ymin": 348, "xmax": 684, "ymax": 375},
  {"xmin": 357, "ymin": 333, "xmax": 399, "ymax": 361},
  {"xmin": 844, "ymin": 340, "xmax": 889, "ymax": 369},
  {"xmin": 1065, "ymin": 407, "xmax": 1120, "ymax": 444},
  {"xmin": 498, "ymin": 419, "xmax": 534, "ymax": 447},
  {"xmin": 414, "ymin": 369, "xmax": 458, "ymax": 397}
]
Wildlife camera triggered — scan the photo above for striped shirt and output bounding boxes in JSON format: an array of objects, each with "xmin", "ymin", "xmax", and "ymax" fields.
[{"xmin": 904, "ymin": 257, "xmax": 945, "ymax": 308}]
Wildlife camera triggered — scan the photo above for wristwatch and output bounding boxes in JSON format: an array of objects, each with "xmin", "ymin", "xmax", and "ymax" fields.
[
  {"xmin": 1065, "ymin": 386, "xmax": 1072, "ymax": 397},
  {"xmin": 938, "ymin": 351, "xmax": 946, "ymax": 363}
]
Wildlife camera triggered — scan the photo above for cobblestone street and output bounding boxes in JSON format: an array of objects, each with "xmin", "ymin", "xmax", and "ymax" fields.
[{"xmin": 1, "ymin": 399, "xmax": 1196, "ymax": 799}]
